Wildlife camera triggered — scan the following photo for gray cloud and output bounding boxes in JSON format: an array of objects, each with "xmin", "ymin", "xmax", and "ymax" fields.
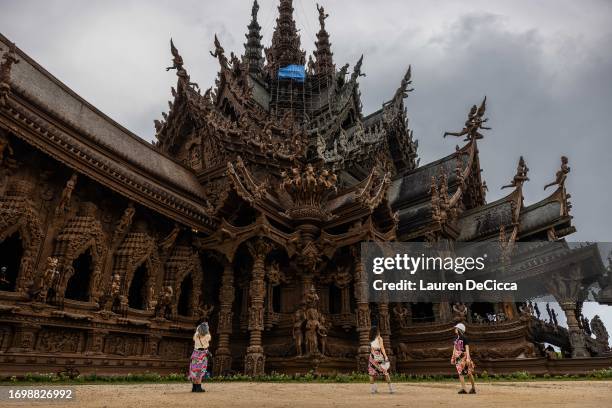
[{"xmin": 1, "ymin": 0, "xmax": 611, "ymax": 332}]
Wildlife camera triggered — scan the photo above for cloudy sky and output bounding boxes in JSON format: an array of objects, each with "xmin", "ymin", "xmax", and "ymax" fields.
[{"xmin": 1, "ymin": 0, "xmax": 611, "ymax": 337}]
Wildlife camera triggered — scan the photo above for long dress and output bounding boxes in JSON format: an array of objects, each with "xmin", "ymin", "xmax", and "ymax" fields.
[
  {"xmin": 368, "ymin": 337, "xmax": 388, "ymax": 377},
  {"xmin": 188, "ymin": 333, "xmax": 211, "ymax": 381}
]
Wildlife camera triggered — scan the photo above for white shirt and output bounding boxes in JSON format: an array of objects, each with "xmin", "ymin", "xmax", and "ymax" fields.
[
  {"xmin": 370, "ymin": 337, "xmax": 382, "ymax": 350},
  {"xmin": 193, "ymin": 333, "xmax": 211, "ymax": 349}
]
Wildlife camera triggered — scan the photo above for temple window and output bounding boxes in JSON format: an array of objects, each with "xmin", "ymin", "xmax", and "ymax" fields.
[
  {"xmin": 470, "ymin": 302, "xmax": 496, "ymax": 323},
  {"xmin": 128, "ymin": 263, "xmax": 148, "ymax": 310},
  {"xmin": 178, "ymin": 273, "xmax": 193, "ymax": 316},
  {"xmin": 0, "ymin": 232, "xmax": 23, "ymax": 292},
  {"xmin": 65, "ymin": 249, "xmax": 93, "ymax": 302},
  {"xmin": 272, "ymin": 285, "xmax": 282, "ymax": 313},
  {"xmin": 411, "ymin": 302, "xmax": 435, "ymax": 323}
]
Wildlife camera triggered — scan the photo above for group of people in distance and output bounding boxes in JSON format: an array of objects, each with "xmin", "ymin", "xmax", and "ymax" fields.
[{"xmin": 187, "ymin": 321, "xmax": 476, "ymax": 395}]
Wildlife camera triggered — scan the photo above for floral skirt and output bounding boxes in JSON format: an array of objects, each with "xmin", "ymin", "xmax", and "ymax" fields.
[
  {"xmin": 454, "ymin": 353, "xmax": 475, "ymax": 376},
  {"xmin": 368, "ymin": 349, "xmax": 388, "ymax": 377},
  {"xmin": 188, "ymin": 349, "xmax": 209, "ymax": 382}
]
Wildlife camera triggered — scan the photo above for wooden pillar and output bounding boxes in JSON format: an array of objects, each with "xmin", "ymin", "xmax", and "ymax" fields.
[
  {"xmin": 244, "ymin": 240, "xmax": 271, "ymax": 376},
  {"xmin": 548, "ymin": 265, "xmax": 590, "ymax": 358},
  {"xmin": 378, "ymin": 292, "xmax": 394, "ymax": 368},
  {"xmin": 559, "ymin": 301, "xmax": 589, "ymax": 357},
  {"xmin": 214, "ymin": 263, "xmax": 235, "ymax": 376},
  {"xmin": 353, "ymin": 247, "xmax": 371, "ymax": 371}
]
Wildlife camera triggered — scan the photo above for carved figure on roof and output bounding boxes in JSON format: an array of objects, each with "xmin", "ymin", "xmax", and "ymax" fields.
[
  {"xmin": 166, "ymin": 39, "xmax": 183, "ymax": 71},
  {"xmin": 307, "ymin": 55, "xmax": 316, "ymax": 74},
  {"xmin": 210, "ymin": 34, "xmax": 229, "ymax": 70},
  {"xmin": 444, "ymin": 97, "xmax": 489, "ymax": 141},
  {"xmin": 351, "ymin": 55, "xmax": 366, "ymax": 81},
  {"xmin": 336, "ymin": 63, "xmax": 349, "ymax": 87},
  {"xmin": 501, "ymin": 156, "xmax": 529, "ymax": 189},
  {"xmin": 544, "ymin": 156, "xmax": 570, "ymax": 190},
  {"xmin": 316, "ymin": 4, "xmax": 329, "ymax": 29},
  {"xmin": 0, "ymin": 43, "xmax": 20, "ymax": 106}
]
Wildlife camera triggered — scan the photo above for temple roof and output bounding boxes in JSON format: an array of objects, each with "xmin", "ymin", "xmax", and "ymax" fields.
[{"xmin": 0, "ymin": 35, "xmax": 216, "ymax": 232}]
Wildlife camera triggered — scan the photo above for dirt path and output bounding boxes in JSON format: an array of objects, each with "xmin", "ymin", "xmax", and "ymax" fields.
[{"xmin": 2, "ymin": 381, "xmax": 611, "ymax": 408}]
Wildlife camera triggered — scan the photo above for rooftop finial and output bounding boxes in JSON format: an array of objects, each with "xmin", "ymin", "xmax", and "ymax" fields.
[
  {"xmin": 443, "ymin": 96, "xmax": 490, "ymax": 141},
  {"xmin": 544, "ymin": 156, "xmax": 570, "ymax": 190},
  {"xmin": 501, "ymin": 156, "xmax": 530, "ymax": 190},
  {"xmin": 317, "ymin": 3, "xmax": 329, "ymax": 30},
  {"xmin": 313, "ymin": 3, "xmax": 334, "ymax": 76},
  {"xmin": 166, "ymin": 39, "xmax": 183, "ymax": 72},
  {"xmin": 165, "ymin": 39, "xmax": 199, "ymax": 90},
  {"xmin": 265, "ymin": 0, "xmax": 305, "ymax": 75},
  {"xmin": 252, "ymin": 0, "xmax": 259, "ymax": 20},
  {"xmin": 243, "ymin": 0, "xmax": 264, "ymax": 75}
]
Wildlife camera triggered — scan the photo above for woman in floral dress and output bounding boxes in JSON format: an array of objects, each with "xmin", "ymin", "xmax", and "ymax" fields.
[
  {"xmin": 189, "ymin": 322, "xmax": 211, "ymax": 392},
  {"xmin": 451, "ymin": 323, "xmax": 476, "ymax": 394},
  {"xmin": 368, "ymin": 327, "xmax": 394, "ymax": 394}
]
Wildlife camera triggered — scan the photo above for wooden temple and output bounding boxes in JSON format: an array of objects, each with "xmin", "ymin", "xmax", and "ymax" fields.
[{"xmin": 0, "ymin": 0, "xmax": 610, "ymax": 377}]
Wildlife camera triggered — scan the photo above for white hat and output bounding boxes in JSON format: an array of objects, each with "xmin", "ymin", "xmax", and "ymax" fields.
[{"xmin": 454, "ymin": 323, "xmax": 466, "ymax": 333}]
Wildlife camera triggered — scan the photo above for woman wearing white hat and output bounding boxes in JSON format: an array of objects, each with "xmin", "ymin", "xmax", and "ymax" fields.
[
  {"xmin": 367, "ymin": 326, "xmax": 394, "ymax": 394},
  {"xmin": 451, "ymin": 323, "xmax": 476, "ymax": 394}
]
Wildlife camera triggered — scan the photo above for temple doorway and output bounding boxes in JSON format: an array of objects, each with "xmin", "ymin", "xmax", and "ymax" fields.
[
  {"xmin": 411, "ymin": 302, "xmax": 435, "ymax": 323},
  {"xmin": 0, "ymin": 232, "xmax": 23, "ymax": 291},
  {"xmin": 65, "ymin": 249, "xmax": 93, "ymax": 301},
  {"xmin": 178, "ymin": 273, "xmax": 193, "ymax": 316},
  {"xmin": 128, "ymin": 263, "xmax": 148, "ymax": 310}
]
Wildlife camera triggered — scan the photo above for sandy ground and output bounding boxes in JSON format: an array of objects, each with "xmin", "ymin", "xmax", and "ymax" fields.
[{"xmin": 2, "ymin": 381, "xmax": 611, "ymax": 408}]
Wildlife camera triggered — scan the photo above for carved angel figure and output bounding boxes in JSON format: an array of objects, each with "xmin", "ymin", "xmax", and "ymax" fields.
[
  {"xmin": 56, "ymin": 173, "xmax": 78, "ymax": 215},
  {"xmin": 210, "ymin": 34, "xmax": 228, "ymax": 70},
  {"xmin": 316, "ymin": 3, "xmax": 329, "ymax": 28},
  {"xmin": 501, "ymin": 156, "xmax": 529, "ymax": 189},
  {"xmin": 166, "ymin": 39, "xmax": 184, "ymax": 71},
  {"xmin": 444, "ymin": 97, "xmax": 489, "ymax": 141},
  {"xmin": 544, "ymin": 156, "xmax": 570, "ymax": 190},
  {"xmin": 197, "ymin": 304, "xmax": 215, "ymax": 321}
]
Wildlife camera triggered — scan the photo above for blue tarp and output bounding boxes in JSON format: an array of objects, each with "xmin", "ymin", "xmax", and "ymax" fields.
[{"xmin": 278, "ymin": 65, "xmax": 306, "ymax": 82}]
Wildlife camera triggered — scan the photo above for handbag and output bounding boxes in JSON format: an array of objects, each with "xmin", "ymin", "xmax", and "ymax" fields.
[{"xmin": 381, "ymin": 360, "xmax": 390, "ymax": 370}]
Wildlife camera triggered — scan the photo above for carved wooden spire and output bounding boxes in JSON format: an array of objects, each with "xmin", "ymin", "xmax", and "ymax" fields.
[
  {"xmin": 502, "ymin": 156, "xmax": 530, "ymax": 190},
  {"xmin": 313, "ymin": 3, "xmax": 334, "ymax": 76},
  {"xmin": 265, "ymin": 0, "xmax": 305, "ymax": 75},
  {"xmin": 243, "ymin": 0, "xmax": 264, "ymax": 75}
]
